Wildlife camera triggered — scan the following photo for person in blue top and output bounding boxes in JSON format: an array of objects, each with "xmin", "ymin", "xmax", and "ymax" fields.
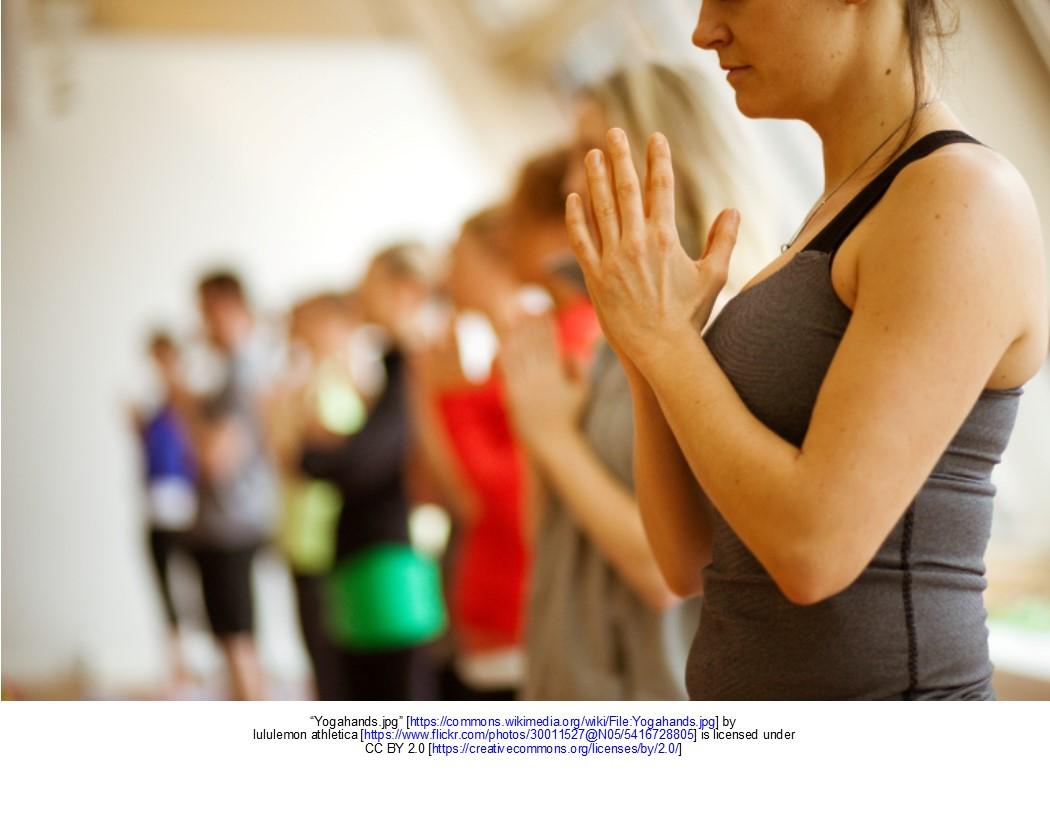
[{"xmin": 131, "ymin": 330, "xmax": 197, "ymax": 694}]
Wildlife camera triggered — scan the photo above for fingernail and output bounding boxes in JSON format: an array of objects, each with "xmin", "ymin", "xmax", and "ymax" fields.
[{"xmin": 587, "ymin": 150, "xmax": 603, "ymax": 169}]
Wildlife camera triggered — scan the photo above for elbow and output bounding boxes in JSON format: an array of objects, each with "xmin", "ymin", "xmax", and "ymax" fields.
[
  {"xmin": 663, "ymin": 570, "xmax": 702, "ymax": 601},
  {"xmin": 765, "ymin": 531, "xmax": 871, "ymax": 607},
  {"xmin": 775, "ymin": 574, "xmax": 833, "ymax": 607},
  {"xmin": 642, "ymin": 584, "xmax": 683, "ymax": 613},
  {"xmin": 654, "ymin": 560, "xmax": 704, "ymax": 603},
  {"xmin": 648, "ymin": 538, "xmax": 706, "ymax": 601}
]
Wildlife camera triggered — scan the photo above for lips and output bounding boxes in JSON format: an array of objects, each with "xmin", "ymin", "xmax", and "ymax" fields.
[{"xmin": 722, "ymin": 65, "xmax": 751, "ymax": 83}]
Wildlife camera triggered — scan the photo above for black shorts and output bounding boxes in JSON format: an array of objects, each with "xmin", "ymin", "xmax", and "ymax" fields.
[
  {"xmin": 193, "ymin": 542, "xmax": 258, "ymax": 637},
  {"xmin": 147, "ymin": 528, "xmax": 186, "ymax": 627}
]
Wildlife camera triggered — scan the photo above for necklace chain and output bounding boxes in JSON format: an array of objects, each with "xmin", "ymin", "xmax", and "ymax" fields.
[{"xmin": 780, "ymin": 100, "xmax": 938, "ymax": 254}]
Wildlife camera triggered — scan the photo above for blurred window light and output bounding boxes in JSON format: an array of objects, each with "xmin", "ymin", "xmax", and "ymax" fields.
[
  {"xmin": 409, "ymin": 503, "xmax": 452, "ymax": 558},
  {"xmin": 1012, "ymin": 0, "xmax": 1050, "ymax": 72}
]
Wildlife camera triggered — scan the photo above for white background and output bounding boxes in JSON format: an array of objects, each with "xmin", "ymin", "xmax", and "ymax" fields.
[{"xmin": 0, "ymin": 701, "xmax": 1046, "ymax": 822}]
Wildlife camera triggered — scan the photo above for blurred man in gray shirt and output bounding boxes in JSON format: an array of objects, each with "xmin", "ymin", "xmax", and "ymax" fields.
[{"xmin": 180, "ymin": 270, "xmax": 278, "ymax": 699}]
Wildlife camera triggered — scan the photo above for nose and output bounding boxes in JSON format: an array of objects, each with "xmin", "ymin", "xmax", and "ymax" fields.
[{"xmin": 692, "ymin": 1, "xmax": 730, "ymax": 51}]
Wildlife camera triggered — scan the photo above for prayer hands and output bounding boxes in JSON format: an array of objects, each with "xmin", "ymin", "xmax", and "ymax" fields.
[
  {"xmin": 566, "ymin": 128, "xmax": 740, "ymax": 366},
  {"xmin": 500, "ymin": 314, "xmax": 587, "ymax": 447}
]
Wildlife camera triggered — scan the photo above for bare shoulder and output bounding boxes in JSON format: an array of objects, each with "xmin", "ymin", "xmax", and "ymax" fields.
[
  {"xmin": 881, "ymin": 141, "xmax": 1042, "ymax": 253},
  {"xmin": 861, "ymin": 140, "xmax": 1048, "ymax": 378}
]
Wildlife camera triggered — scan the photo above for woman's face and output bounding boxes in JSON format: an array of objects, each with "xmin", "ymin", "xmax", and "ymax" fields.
[
  {"xmin": 290, "ymin": 302, "xmax": 349, "ymax": 360},
  {"xmin": 446, "ymin": 231, "xmax": 515, "ymax": 314},
  {"xmin": 446, "ymin": 232, "xmax": 488, "ymax": 311},
  {"xmin": 692, "ymin": 0, "xmax": 866, "ymax": 121},
  {"xmin": 359, "ymin": 262, "xmax": 424, "ymax": 333}
]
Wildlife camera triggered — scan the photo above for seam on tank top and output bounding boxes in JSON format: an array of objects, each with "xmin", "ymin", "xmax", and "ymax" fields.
[{"xmin": 900, "ymin": 504, "xmax": 919, "ymax": 700}]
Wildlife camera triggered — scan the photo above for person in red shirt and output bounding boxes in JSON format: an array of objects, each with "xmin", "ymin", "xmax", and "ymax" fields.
[
  {"xmin": 414, "ymin": 207, "xmax": 530, "ymax": 700},
  {"xmin": 415, "ymin": 153, "xmax": 602, "ymax": 698}
]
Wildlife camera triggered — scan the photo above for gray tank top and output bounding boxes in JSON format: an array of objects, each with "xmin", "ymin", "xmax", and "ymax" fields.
[{"xmin": 687, "ymin": 131, "xmax": 1022, "ymax": 700}]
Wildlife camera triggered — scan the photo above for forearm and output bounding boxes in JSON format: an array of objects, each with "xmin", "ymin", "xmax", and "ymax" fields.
[
  {"xmin": 528, "ymin": 424, "xmax": 679, "ymax": 612},
  {"xmin": 626, "ymin": 369, "xmax": 713, "ymax": 597},
  {"xmin": 300, "ymin": 408, "xmax": 406, "ymax": 494},
  {"xmin": 411, "ymin": 390, "xmax": 477, "ymax": 520},
  {"xmin": 637, "ymin": 329, "xmax": 817, "ymax": 601},
  {"xmin": 169, "ymin": 390, "xmax": 209, "ymax": 460},
  {"xmin": 300, "ymin": 431, "xmax": 403, "ymax": 493}
]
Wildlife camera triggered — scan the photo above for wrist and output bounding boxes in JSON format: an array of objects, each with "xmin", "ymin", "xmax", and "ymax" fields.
[
  {"xmin": 526, "ymin": 420, "xmax": 580, "ymax": 470},
  {"xmin": 631, "ymin": 323, "xmax": 698, "ymax": 379}
]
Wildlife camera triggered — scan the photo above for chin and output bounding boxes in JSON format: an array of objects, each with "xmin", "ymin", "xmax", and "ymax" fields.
[
  {"xmin": 733, "ymin": 92, "xmax": 763, "ymax": 119},
  {"xmin": 733, "ymin": 89, "xmax": 796, "ymax": 121}
]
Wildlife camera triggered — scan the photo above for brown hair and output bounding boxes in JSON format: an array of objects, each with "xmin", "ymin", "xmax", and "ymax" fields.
[
  {"xmin": 461, "ymin": 205, "xmax": 511, "ymax": 257},
  {"xmin": 197, "ymin": 268, "xmax": 246, "ymax": 304},
  {"xmin": 293, "ymin": 292, "xmax": 347, "ymax": 319},
  {"xmin": 510, "ymin": 148, "xmax": 570, "ymax": 225},
  {"xmin": 148, "ymin": 329, "xmax": 176, "ymax": 355},
  {"xmin": 902, "ymin": 0, "xmax": 958, "ymax": 143},
  {"xmin": 370, "ymin": 242, "xmax": 429, "ymax": 283}
]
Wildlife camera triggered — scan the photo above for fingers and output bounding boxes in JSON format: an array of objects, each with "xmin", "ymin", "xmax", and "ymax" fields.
[
  {"xmin": 528, "ymin": 313, "xmax": 558, "ymax": 359},
  {"xmin": 565, "ymin": 193, "xmax": 601, "ymax": 279},
  {"xmin": 606, "ymin": 128, "xmax": 644, "ymax": 244},
  {"xmin": 501, "ymin": 313, "xmax": 560, "ymax": 383},
  {"xmin": 585, "ymin": 148, "xmax": 620, "ymax": 251},
  {"xmin": 645, "ymin": 133, "xmax": 676, "ymax": 230},
  {"xmin": 516, "ymin": 314, "xmax": 550, "ymax": 375},
  {"xmin": 564, "ymin": 350, "xmax": 587, "ymax": 386},
  {"xmin": 496, "ymin": 330, "xmax": 526, "ymax": 401},
  {"xmin": 702, "ymin": 208, "xmax": 725, "ymax": 258},
  {"xmin": 701, "ymin": 208, "xmax": 741, "ymax": 275}
]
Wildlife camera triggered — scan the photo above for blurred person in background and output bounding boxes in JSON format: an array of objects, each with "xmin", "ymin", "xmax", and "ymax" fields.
[
  {"xmin": 413, "ymin": 206, "xmax": 532, "ymax": 700},
  {"xmin": 298, "ymin": 245, "xmax": 447, "ymax": 700},
  {"xmin": 267, "ymin": 293, "xmax": 368, "ymax": 699},
  {"xmin": 569, "ymin": 1, "xmax": 1048, "ymax": 699},
  {"xmin": 506, "ymin": 148, "xmax": 604, "ymax": 377},
  {"xmin": 501, "ymin": 62, "xmax": 761, "ymax": 700},
  {"xmin": 129, "ymin": 329, "xmax": 197, "ymax": 695},
  {"xmin": 413, "ymin": 148, "xmax": 608, "ymax": 700},
  {"xmin": 178, "ymin": 270, "xmax": 279, "ymax": 700}
]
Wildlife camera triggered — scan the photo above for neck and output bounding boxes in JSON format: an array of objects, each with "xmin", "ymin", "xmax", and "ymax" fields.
[{"xmin": 808, "ymin": 47, "xmax": 920, "ymax": 191}]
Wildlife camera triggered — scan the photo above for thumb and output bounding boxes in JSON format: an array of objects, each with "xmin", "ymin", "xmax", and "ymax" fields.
[{"xmin": 700, "ymin": 208, "xmax": 740, "ymax": 277}]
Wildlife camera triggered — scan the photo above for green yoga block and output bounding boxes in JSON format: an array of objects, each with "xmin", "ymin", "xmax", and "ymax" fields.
[
  {"xmin": 279, "ymin": 480, "xmax": 341, "ymax": 575},
  {"xmin": 325, "ymin": 544, "xmax": 447, "ymax": 650}
]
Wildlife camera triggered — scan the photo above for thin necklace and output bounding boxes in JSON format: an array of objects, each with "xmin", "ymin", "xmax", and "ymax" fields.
[{"xmin": 780, "ymin": 99, "xmax": 938, "ymax": 253}]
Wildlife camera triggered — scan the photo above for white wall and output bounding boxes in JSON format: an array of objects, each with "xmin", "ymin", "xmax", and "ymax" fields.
[
  {"xmin": 1, "ymin": 37, "xmax": 517, "ymax": 690},
  {"xmin": 944, "ymin": 2, "xmax": 1050, "ymax": 556}
]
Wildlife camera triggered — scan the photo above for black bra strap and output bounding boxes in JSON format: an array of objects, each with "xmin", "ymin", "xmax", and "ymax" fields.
[{"xmin": 803, "ymin": 130, "xmax": 983, "ymax": 256}]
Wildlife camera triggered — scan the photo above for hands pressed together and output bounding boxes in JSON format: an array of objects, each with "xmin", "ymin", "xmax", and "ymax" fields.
[
  {"xmin": 499, "ymin": 313, "xmax": 587, "ymax": 448},
  {"xmin": 411, "ymin": 324, "xmax": 467, "ymax": 392},
  {"xmin": 565, "ymin": 128, "xmax": 740, "ymax": 369}
]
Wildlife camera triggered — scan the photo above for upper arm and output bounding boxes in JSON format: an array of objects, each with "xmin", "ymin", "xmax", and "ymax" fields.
[
  {"xmin": 301, "ymin": 373, "xmax": 409, "ymax": 491},
  {"xmin": 796, "ymin": 150, "xmax": 1038, "ymax": 596}
]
